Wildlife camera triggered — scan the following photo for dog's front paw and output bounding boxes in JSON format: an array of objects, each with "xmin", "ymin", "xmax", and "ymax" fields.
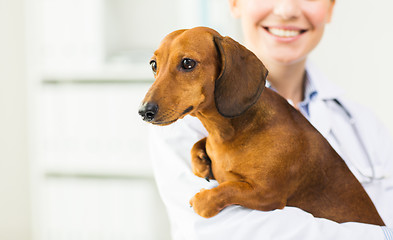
[
  {"xmin": 191, "ymin": 151, "xmax": 214, "ymax": 181},
  {"xmin": 189, "ymin": 188, "xmax": 221, "ymax": 218},
  {"xmin": 191, "ymin": 138, "xmax": 214, "ymax": 181}
]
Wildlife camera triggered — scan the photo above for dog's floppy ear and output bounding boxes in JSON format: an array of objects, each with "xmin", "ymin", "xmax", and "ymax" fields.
[{"xmin": 213, "ymin": 36, "xmax": 268, "ymax": 118}]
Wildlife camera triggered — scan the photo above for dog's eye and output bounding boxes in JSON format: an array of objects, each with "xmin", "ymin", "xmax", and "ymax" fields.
[
  {"xmin": 150, "ymin": 60, "xmax": 157, "ymax": 74},
  {"xmin": 181, "ymin": 58, "xmax": 196, "ymax": 71}
]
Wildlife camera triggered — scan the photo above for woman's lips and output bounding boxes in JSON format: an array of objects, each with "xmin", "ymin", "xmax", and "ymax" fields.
[{"xmin": 263, "ymin": 26, "xmax": 308, "ymax": 40}]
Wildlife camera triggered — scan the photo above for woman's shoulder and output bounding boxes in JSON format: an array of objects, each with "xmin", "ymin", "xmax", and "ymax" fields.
[
  {"xmin": 306, "ymin": 62, "xmax": 384, "ymax": 128},
  {"xmin": 337, "ymin": 96, "xmax": 393, "ymax": 160},
  {"xmin": 339, "ymin": 97, "xmax": 383, "ymax": 128}
]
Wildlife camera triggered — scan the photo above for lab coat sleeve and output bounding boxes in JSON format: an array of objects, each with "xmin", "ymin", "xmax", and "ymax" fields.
[{"xmin": 149, "ymin": 117, "xmax": 385, "ymax": 240}]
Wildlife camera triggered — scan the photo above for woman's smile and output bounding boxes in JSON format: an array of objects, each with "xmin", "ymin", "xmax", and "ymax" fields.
[{"xmin": 262, "ymin": 26, "xmax": 308, "ymax": 42}]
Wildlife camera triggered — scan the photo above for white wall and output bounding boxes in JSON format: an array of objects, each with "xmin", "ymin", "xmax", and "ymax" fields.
[
  {"xmin": 310, "ymin": 0, "xmax": 393, "ymax": 135},
  {"xmin": 0, "ymin": 0, "xmax": 32, "ymax": 239}
]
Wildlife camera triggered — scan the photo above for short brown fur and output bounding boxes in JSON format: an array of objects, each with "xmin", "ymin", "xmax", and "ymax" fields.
[{"xmin": 140, "ymin": 27, "xmax": 384, "ymax": 225}]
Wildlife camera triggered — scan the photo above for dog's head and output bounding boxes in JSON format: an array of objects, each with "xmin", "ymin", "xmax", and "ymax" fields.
[{"xmin": 138, "ymin": 27, "xmax": 268, "ymax": 125}]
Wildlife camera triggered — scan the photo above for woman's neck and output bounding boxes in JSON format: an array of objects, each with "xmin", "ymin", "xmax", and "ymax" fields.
[{"xmin": 264, "ymin": 59, "xmax": 307, "ymax": 109}]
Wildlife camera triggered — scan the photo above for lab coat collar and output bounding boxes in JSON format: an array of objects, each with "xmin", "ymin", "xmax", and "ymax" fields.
[
  {"xmin": 305, "ymin": 61, "xmax": 345, "ymax": 101},
  {"xmin": 305, "ymin": 61, "xmax": 344, "ymax": 140},
  {"xmin": 265, "ymin": 61, "xmax": 345, "ymax": 101}
]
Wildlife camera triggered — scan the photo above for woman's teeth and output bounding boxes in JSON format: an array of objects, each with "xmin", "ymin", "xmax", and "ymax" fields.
[{"xmin": 268, "ymin": 28, "xmax": 302, "ymax": 37}]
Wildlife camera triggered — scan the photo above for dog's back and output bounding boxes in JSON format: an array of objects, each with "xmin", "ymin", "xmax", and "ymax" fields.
[
  {"xmin": 263, "ymin": 90, "xmax": 384, "ymax": 225},
  {"xmin": 207, "ymin": 87, "xmax": 385, "ymax": 225}
]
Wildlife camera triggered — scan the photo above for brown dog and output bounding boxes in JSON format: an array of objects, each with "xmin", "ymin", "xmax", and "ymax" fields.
[{"xmin": 138, "ymin": 27, "xmax": 384, "ymax": 225}]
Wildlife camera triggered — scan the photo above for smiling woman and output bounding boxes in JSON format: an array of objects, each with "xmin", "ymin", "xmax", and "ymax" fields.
[
  {"xmin": 231, "ymin": 0, "xmax": 334, "ymax": 65},
  {"xmin": 147, "ymin": 0, "xmax": 393, "ymax": 239}
]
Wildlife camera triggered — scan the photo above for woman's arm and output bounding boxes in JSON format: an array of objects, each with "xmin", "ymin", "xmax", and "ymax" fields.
[{"xmin": 149, "ymin": 116, "xmax": 387, "ymax": 240}]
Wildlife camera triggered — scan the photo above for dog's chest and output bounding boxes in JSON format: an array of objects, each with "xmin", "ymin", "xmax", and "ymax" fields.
[{"xmin": 206, "ymin": 138, "xmax": 246, "ymax": 183}]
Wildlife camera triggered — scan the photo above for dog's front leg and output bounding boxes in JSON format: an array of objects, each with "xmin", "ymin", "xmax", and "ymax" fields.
[
  {"xmin": 190, "ymin": 181, "xmax": 287, "ymax": 218},
  {"xmin": 189, "ymin": 182, "xmax": 252, "ymax": 218},
  {"xmin": 190, "ymin": 137, "xmax": 214, "ymax": 181}
]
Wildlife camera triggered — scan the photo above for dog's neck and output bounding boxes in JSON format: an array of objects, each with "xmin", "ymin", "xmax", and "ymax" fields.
[
  {"xmin": 193, "ymin": 89, "xmax": 277, "ymax": 143},
  {"xmin": 193, "ymin": 104, "xmax": 266, "ymax": 143},
  {"xmin": 194, "ymin": 109, "xmax": 235, "ymax": 142}
]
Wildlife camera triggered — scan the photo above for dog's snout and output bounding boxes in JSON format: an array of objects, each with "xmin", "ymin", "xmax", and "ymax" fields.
[{"xmin": 138, "ymin": 102, "xmax": 159, "ymax": 122}]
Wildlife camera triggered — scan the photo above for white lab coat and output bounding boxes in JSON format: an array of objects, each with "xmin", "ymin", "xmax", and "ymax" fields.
[{"xmin": 149, "ymin": 62, "xmax": 393, "ymax": 240}]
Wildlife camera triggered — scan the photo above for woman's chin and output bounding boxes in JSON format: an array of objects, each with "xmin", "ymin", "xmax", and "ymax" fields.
[{"xmin": 270, "ymin": 53, "xmax": 307, "ymax": 66}]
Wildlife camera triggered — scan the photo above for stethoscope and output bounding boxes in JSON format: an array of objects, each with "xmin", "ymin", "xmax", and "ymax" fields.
[
  {"xmin": 267, "ymin": 80, "xmax": 385, "ymax": 184},
  {"xmin": 330, "ymin": 99, "xmax": 385, "ymax": 184}
]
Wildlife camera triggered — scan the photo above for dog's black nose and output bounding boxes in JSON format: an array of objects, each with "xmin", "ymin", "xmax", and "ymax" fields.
[{"xmin": 138, "ymin": 102, "xmax": 158, "ymax": 122}]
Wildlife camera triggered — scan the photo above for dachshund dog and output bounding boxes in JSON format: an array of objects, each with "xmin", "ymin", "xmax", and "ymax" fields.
[{"xmin": 138, "ymin": 27, "xmax": 384, "ymax": 225}]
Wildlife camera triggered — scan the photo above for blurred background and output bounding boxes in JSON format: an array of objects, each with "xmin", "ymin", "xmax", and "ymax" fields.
[{"xmin": 1, "ymin": 0, "xmax": 393, "ymax": 239}]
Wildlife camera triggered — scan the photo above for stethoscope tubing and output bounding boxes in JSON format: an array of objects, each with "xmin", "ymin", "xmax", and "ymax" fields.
[{"xmin": 332, "ymin": 99, "xmax": 384, "ymax": 184}]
